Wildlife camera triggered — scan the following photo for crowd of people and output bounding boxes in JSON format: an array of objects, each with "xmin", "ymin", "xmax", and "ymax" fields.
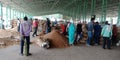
[
  {"xmin": 18, "ymin": 16, "xmax": 118, "ymax": 56},
  {"xmin": 68, "ymin": 20, "xmax": 117, "ymax": 49},
  {"xmin": 59, "ymin": 18, "xmax": 118, "ymax": 50}
]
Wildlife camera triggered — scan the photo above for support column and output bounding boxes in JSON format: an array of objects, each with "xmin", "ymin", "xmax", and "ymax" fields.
[
  {"xmin": 23, "ymin": 12, "xmax": 24, "ymax": 18},
  {"xmin": 20, "ymin": 11, "xmax": 22, "ymax": 19},
  {"xmin": 85, "ymin": 0, "xmax": 88, "ymax": 21},
  {"xmin": 16, "ymin": 10, "xmax": 18, "ymax": 19},
  {"xmin": 82, "ymin": 0, "xmax": 85, "ymax": 21},
  {"xmin": 6, "ymin": 7, "xmax": 9, "ymax": 28},
  {"xmin": 11, "ymin": 9, "xmax": 13, "ymax": 20},
  {"xmin": 17, "ymin": 11, "xmax": 20, "ymax": 18},
  {"xmin": 20, "ymin": 12, "xmax": 22, "ymax": 19},
  {"xmin": 83, "ymin": 0, "xmax": 88, "ymax": 21},
  {"xmin": 14, "ymin": 10, "xmax": 17, "ymax": 19},
  {"xmin": 72, "ymin": 8, "xmax": 75, "ymax": 19},
  {"xmin": 20, "ymin": 12, "xmax": 22, "ymax": 18},
  {"xmin": 21, "ymin": 12, "xmax": 23, "ymax": 19},
  {"xmin": 12, "ymin": 9, "xmax": 14, "ymax": 19},
  {"xmin": 0, "ymin": 2, "xmax": 2, "ymax": 20},
  {"xmin": 101, "ymin": 0, "xmax": 107, "ymax": 22},
  {"xmin": 9, "ymin": 7, "xmax": 11, "ymax": 20},
  {"xmin": 76, "ymin": 4, "xmax": 79, "ymax": 20},
  {"xmin": 7, "ymin": 7, "xmax": 11, "ymax": 20},
  {"xmin": 78, "ymin": 4, "xmax": 80, "ymax": 20},
  {"xmin": 14, "ymin": 10, "xmax": 16, "ymax": 19},
  {"xmin": 0, "ymin": 2, "xmax": 3, "ymax": 29},
  {"xmin": 75, "ymin": 1, "xmax": 77, "ymax": 20},
  {"xmin": 6, "ymin": 7, "xmax": 8, "ymax": 21},
  {"xmin": 23, "ymin": 12, "xmax": 26, "ymax": 17},
  {"xmin": 91, "ymin": 0, "xmax": 96, "ymax": 16},
  {"xmin": 117, "ymin": 1, "xmax": 120, "ymax": 25},
  {"xmin": 69, "ymin": 8, "xmax": 73, "ymax": 19},
  {"xmin": 81, "ymin": 3, "xmax": 83, "ymax": 20}
]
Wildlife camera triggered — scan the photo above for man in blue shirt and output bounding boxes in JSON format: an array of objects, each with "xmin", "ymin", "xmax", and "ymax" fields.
[
  {"xmin": 46, "ymin": 18, "xmax": 51, "ymax": 34},
  {"xmin": 86, "ymin": 19, "xmax": 95, "ymax": 46},
  {"xmin": 94, "ymin": 22, "xmax": 101, "ymax": 45}
]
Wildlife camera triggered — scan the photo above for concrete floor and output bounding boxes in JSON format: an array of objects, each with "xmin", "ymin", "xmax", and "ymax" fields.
[{"xmin": 0, "ymin": 44, "xmax": 120, "ymax": 60}]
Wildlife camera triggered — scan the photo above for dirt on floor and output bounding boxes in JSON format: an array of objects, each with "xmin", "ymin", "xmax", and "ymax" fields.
[
  {"xmin": 0, "ymin": 38, "xmax": 20, "ymax": 48},
  {"xmin": 0, "ymin": 29, "xmax": 20, "ymax": 49}
]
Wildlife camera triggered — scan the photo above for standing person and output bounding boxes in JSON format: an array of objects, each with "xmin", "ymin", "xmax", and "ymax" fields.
[
  {"xmin": 29, "ymin": 18, "xmax": 33, "ymax": 26},
  {"xmin": 46, "ymin": 18, "xmax": 51, "ymax": 34},
  {"xmin": 32, "ymin": 19, "xmax": 39, "ymax": 37},
  {"xmin": 66, "ymin": 22, "xmax": 70, "ymax": 35},
  {"xmin": 101, "ymin": 21, "xmax": 112, "ymax": 49},
  {"xmin": 17, "ymin": 18, "xmax": 21, "ymax": 32},
  {"xmin": 0, "ymin": 19, "xmax": 3, "ymax": 29},
  {"xmin": 94, "ymin": 22, "xmax": 101, "ymax": 45},
  {"xmin": 20, "ymin": 16, "xmax": 32, "ymax": 56},
  {"xmin": 75, "ymin": 21, "xmax": 82, "ymax": 44},
  {"xmin": 2, "ymin": 19, "xmax": 5, "ymax": 29},
  {"xmin": 60, "ymin": 22, "xmax": 66, "ymax": 35},
  {"xmin": 29, "ymin": 18, "xmax": 33, "ymax": 32},
  {"xmin": 112, "ymin": 25, "xmax": 118, "ymax": 46},
  {"xmin": 86, "ymin": 19, "xmax": 95, "ymax": 46},
  {"xmin": 68, "ymin": 20, "xmax": 76, "ymax": 45},
  {"xmin": 54, "ymin": 19, "xmax": 57, "ymax": 26}
]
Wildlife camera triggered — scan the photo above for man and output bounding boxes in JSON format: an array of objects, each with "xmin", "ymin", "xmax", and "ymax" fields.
[
  {"xmin": 94, "ymin": 22, "xmax": 101, "ymax": 45},
  {"xmin": 46, "ymin": 18, "xmax": 51, "ymax": 34},
  {"xmin": 2, "ymin": 19, "xmax": 5, "ymax": 29},
  {"xmin": 86, "ymin": 18, "xmax": 95, "ymax": 46},
  {"xmin": 0, "ymin": 19, "xmax": 3, "ymax": 29},
  {"xmin": 112, "ymin": 25, "xmax": 118, "ymax": 46},
  {"xmin": 54, "ymin": 19, "xmax": 58, "ymax": 26},
  {"xmin": 101, "ymin": 21, "xmax": 112, "ymax": 49},
  {"xmin": 75, "ymin": 21, "xmax": 82, "ymax": 44},
  {"xmin": 32, "ymin": 19, "xmax": 39, "ymax": 37},
  {"xmin": 17, "ymin": 18, "xmax": 21, "ymax": 32},
  {"xmin": 20, "ymin": 16, "xmax": 32, "ymax": 56}
]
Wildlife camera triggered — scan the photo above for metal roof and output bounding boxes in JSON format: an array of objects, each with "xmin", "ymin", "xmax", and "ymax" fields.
[{"xmin": 0, "ymin": 0, "xmax": 119, "ymax": 17}]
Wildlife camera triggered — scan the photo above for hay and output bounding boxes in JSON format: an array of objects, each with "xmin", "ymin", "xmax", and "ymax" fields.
[
  {"xmin": 0, "ymin": 38, "xmax": 20, "ymax": 48},
  {"xmin": 10, "ymin": 27, "xmax": 18, "ymax": 32},
  {"xmin": 82, "ymin": 24, "xmax": 87, "ymax": 34},
  {"xmin": 0, "ymin": 28, "xmax": 20, "ymax": 49},
  {"xmin": 11, "ymin": 20, "xmax": 17, "ymax": 28},
  {"xmin": 0, "ymin": 29, "xmax": 20, "ymax": 39},
  {"xmin": 0, "ymin": 29, "xmax": 12, "ymax": 38}
]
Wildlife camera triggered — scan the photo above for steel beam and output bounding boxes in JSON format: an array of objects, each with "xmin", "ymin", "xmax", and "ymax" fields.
[
  {"xmin": 0, "ymin": 2, "xmax": 3, "ymax": 29},
  {"xmin": 117, "ymin": 0, "xmax": 120, "ymax": 25},
  {"xmin": 91, "ymin": 0, "xmax": 96, "ymax": 15},
  {"xmin": 101, "ymin": 0, "xmax": 107, "ymax": 22}
]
